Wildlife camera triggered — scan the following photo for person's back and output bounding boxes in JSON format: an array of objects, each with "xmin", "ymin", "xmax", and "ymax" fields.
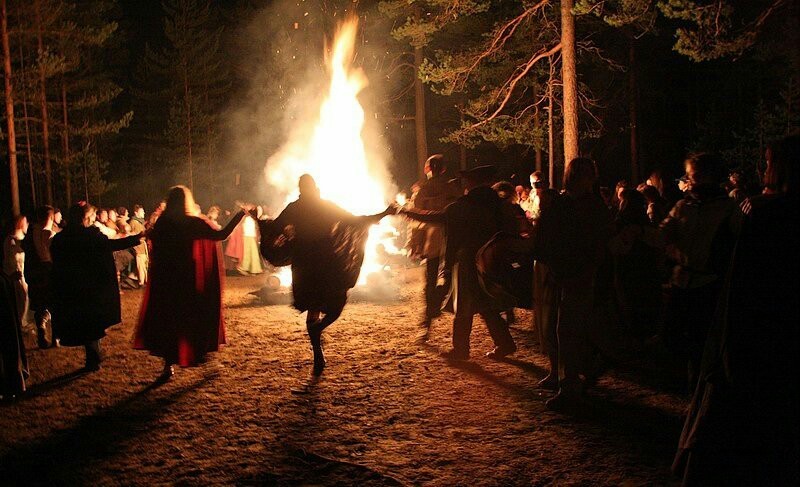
[
  {"xmin": 149, "ymin": 214, "xmax": 211, "ymax": 271},
  {"xmin": 447, "ymin": 185, "xmax": 513, "ymax": 265},
  {"xmin": 285, "ymin": 196, "xmax": 348, "ymax": 244}
]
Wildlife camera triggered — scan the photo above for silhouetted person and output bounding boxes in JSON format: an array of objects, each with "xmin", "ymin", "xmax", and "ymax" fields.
[
  {"xmin": 400, "ymin": 165, "xmax": 518, "ymax": 361},
  {"xmin": 610, "ymin": 189, "xmax": 664, "ymax": 338},
  {"xmin": 22, "ymin": 205, "xmax": 55, "ymax": 348},
  {"xmin": 134, "ymin": 186, "xmax": 246, "ymax": 379},
  {"xmin": 674, "ymin": 135, "xmax": 800, "ymax": 485},
  {"xmin": 410, "ymin": 154, "xmax": 460, "ymax": 331},
  {"xmin": 51, "ymin": 203, "xmax": 142, "ymax": 371},
  {"xmin": 660, "ymin": 153, "xmax": 738, "ymax": 390},
  {"xmin": 535, "ymin": 158, "xmax": 612, "ymax": 412},
  {"xmin": 259, "ymin": 174, "xmax": 393, "ymax": 375}
]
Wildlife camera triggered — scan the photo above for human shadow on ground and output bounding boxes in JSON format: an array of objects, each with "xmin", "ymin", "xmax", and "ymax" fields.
[
  {"xmin": 2, "ymin": 369, "xmax": 89, "ymax": 403},
  {"xmin": 0, "ymin": 376, "xmax": 211, "ymax": 486},
  {"xmin": 238, "ymin": 374, "xmax": 407, "ymax": 486},
  {"xmin": 564, "ymin": 389, "xmax": 684, "ymax": 472}
]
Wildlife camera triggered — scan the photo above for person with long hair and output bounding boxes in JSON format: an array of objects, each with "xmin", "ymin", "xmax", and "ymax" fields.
[
  {"xmin": 534, "ymin": 158, "xmax": 613, "ymax": 412},
  {"xmin": 133, "ymin": 185, "xmax": 247, "ymax": 379},
  {"xmin": 1, "ymin": 216, "xmax": 30, "ymax": 400},
  {"xmin": 50, "ymin": 204, "xmax": 142, "ymax": 371},
  {"xmin": 3, "ymin": 215, "xmax": 29, "ymax": 323}
]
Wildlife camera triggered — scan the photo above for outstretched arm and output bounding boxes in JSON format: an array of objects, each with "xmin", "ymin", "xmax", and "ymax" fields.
[
  {"xmin": 400, "ymin": 207, "xmax": 447, "ymax": 225},
  {"xmin": 107, "ymin": 233, "xmax": 144, "ymax": 252},
  {"xmin": 195, "ymin": 210, "xmax": 246, "ymax": 241}
]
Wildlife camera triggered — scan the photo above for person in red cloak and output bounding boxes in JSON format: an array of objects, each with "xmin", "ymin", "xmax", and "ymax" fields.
[{"xmin": 133, "ymin": 185, "xmax": 247, "ymax": 379}]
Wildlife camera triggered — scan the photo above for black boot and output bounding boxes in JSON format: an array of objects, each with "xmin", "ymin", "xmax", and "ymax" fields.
[
  {"xmin": 308, "ymin": 322, "xmax": 325, "ymax": 375},
  {"xmin": 84, "ymin": 340, "xmax": 101, "ymax": 371},
  {"xmin": 35, "ymin": 311, "xmax": 51, "ymax": 349}
]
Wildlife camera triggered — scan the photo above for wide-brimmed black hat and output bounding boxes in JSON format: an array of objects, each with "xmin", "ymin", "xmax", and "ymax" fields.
[{"xmin": 458, "ymin": 164, "xmax": 497, "ymax": 180}]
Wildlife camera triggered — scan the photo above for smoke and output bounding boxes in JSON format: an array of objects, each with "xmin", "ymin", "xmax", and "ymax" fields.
[{"xmin": 221, "ymin": 0, "xmax": 397, "ymax": 215}]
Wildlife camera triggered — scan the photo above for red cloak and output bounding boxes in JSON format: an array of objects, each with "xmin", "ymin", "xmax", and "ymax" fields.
[{"xmin": 133, "ymin": 212, "xmax": 243, "ymax": 366}]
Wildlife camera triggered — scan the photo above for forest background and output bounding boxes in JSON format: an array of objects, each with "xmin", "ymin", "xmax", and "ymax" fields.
[{"xmin": 1, "ymin": 0, "xmax": 798, "ymax": 220}]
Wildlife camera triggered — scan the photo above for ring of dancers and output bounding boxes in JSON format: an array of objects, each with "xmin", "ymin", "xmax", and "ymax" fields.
[{"xmin": 258, "ymin": 174, "xmax": 394, "ymax": 375}]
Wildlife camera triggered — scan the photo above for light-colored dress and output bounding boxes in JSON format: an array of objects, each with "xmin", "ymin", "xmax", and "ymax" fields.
[{"xmin": 2, "ymin": 235, "xmax": 28, "ymax": 322}]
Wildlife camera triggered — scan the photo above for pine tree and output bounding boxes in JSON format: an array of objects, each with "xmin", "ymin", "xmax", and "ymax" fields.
[
  {"xmin": 137, "ymin": 0, "xmax": 228, "ymax": 197},
  {"xmin": 1, "ymin": 0, "xmax": 19, "ymax": 215}
]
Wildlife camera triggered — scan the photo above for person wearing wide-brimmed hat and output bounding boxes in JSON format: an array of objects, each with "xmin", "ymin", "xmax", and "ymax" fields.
[{"xmin": 399, "ymin": 164, "xmax": 518, "ymax": 360}]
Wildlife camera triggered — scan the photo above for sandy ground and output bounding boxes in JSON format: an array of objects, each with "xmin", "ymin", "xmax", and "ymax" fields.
[{"xmin": 1, "ymin": 268, "xmax": 688, "ymax": 486}]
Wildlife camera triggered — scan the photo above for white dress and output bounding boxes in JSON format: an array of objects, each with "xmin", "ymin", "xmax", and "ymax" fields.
[{"xmin": 2, "ymin": 235, "xmax": 29, "ymax": 322}]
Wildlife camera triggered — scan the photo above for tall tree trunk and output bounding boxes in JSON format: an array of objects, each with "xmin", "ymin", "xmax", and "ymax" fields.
[
  {"xmin": 629, "ymin": 40, "xmax": 639, "ymax": 184},
  {"xmin": 183, "ymin": 68, "xmax": 193, "ymax": 191},
  {"xmin": 18, "ymin": 42, "xmax": 36, "ymax": 207},
  {"xmin": 458, "ymin": 102, "xmax": 467, "ymax": 171},
  {"xmin": 413, "ymin": 44, "xmax": 428, "ymax": 179},
  {"xmin": 34, "ymin": 0, "xmax": 52, "ymax": 205},
  {"xmin": 547, "ymin": 56, "xmax": 555, "ymax": 189},
  {"xmin": 533, "ymin": 83, "xmax": 543, "ymax": 173},
  {"xmin": 560, "ymin": 0, "xmax": 579, "ymax": 172},
  {"xmin": 204, "ymin": 85, "xmax": 215, "ymax": 203},
  {"xmin": 61, "ymin": 79, "xmax": 71, "ymax": 204},
  {"xmin": 1, "ymin": 0, "xmax": 19, "ymax": 215}
]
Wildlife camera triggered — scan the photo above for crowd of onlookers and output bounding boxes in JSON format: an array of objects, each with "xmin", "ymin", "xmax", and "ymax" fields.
[{"xmin": 2, "ymin": 134, "xmax": 797, "ymax": 484}]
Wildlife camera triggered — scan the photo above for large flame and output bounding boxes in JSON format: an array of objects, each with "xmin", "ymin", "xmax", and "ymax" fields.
[{"xmin": 264, "ymin": 19, "xmax": 399, "ymax": 287}]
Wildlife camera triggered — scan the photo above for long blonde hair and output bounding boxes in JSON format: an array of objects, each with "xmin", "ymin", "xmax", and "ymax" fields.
[{"xmin": 163, "ymin": 185, "xmax": 200, "ymax": 218}]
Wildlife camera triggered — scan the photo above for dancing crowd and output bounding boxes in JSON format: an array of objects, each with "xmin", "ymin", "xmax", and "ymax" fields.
[{"xmin": 2, "ymin": 134, "xmax": 798, "ymax": 485}]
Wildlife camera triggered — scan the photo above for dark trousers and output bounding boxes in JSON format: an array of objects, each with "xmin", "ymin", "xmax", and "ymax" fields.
[
  {"xmin": 424, "ymin": 257, "xmax": 443, "ymax": 319},
  {"xmin": 556, "ymin": 277, "xmax": 594, "ymax": 393},
  {"xmin": 663, "ymin": 282, "xmax": 721, "ymax": 390},
  {"xmin": 534, "ymin": 261, "xmax": 559, "ymax": 374},
  {"xmin": 452, "ymin": 263, "xmax": 516, "ymax": 355},
  {"xmin": 453, "ymin": 298, "xmax": 515, "ymax": 355},
  {"xmin": 84, "ymin": 339, "xmax": 101, "ymax": 366}
]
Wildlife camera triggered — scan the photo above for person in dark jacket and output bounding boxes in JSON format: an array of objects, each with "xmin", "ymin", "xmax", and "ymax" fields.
[
  {"xmin": 660, "ymin": 153, "xmax": 739, "ymax": 391},
  {"xmin": 400, "ymin": 165, "xmax": 518, "ymax": 361},
  {"xmin": 673, "ymin": 135, "xmax": 800, "ymax": 486},
  {"xmin": 535, "ymin": 158, "xmax": 613, "ymax": 412},
  {"xmin": 1, "ymin": 271, "xmax": 28, "ymax": 400},
  {"xmin": 410, "ymin": 154, "xmax": 460, "ymax": 331},
  {"xmin": 258, "ymin": 174, "xmax": 394, "ymax": 376},
  {"xmin": 50, "ymin": 203, "xmax": 142, "ymax": 371},
  {"xmin": 22, "ymin": 205, "xmax": 55, "ymax": 348}
]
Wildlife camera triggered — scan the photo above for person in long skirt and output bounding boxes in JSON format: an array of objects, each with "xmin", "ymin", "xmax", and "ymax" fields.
[
  {"xmin": 50, "ymin": 203, "xmax": 143, "ymax": 371},
  {"xmin": 3, "ymin": 215, "xmax": 29, "ymax": 324},
  {"xmin": 133, "ymin": 186, "xmax": 246, "ymax": 379},
  {"xmin": 258, "ymin": 175, "xmax": 394, "ymax": 375}
]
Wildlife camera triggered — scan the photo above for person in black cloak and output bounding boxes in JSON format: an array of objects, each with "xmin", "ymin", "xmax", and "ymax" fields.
[
  {"xmin": 672, "ymin": 135, "xmax": 800, "ymax": 486},
  {"xmin": 258, "ymin": 174, "xmax": 394, "ymax": 375},
  {"xmin": 1, "ymin": 271, "xmax": 28, "ymax": 400},
  {"xmin": 399, "ymin": 165, "xmax": 519, "ymax": 361},
  {"xmin": 50, "ymin": 203, "xmax": 142, "ymax": 371}
]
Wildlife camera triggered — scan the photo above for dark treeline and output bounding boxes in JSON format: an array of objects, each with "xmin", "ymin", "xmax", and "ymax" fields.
[{"xmin": 2, "ymin": 0, "xmax": 798, "ymax": 223}]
